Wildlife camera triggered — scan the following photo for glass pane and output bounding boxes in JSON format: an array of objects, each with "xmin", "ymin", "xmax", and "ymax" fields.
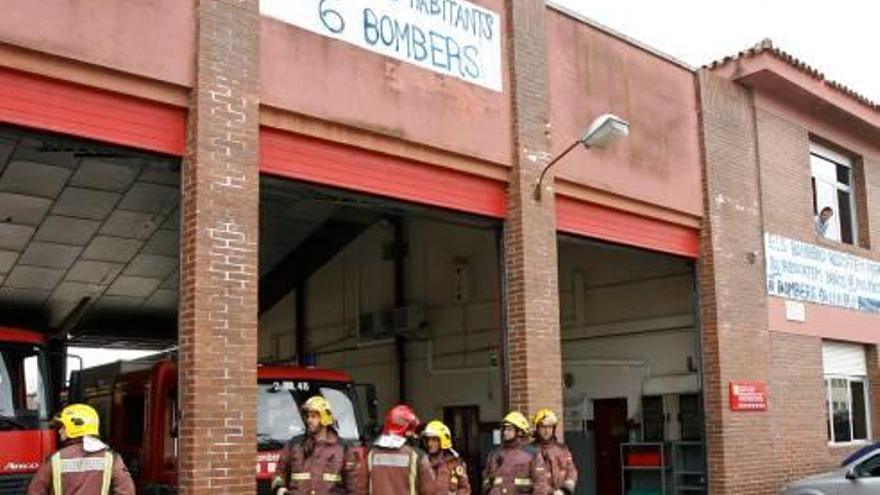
[
  {"xmin": 642, "ymin": 396, "xmax": 664, "ymax": 442},
  {"xmin": 836, "ymin": 164, "xmax": 851, "ymax": 186},
  {"xmin": 0, "ymin": 345, "xmax": 49, "ymax": 426},
  {"xmin": 814, "ymin": 180, "xmax": 840, "ymax": 241},
  {"xmin": 856, "ymin": 454, "xmax": 880, "ymax": 477},
  {"xmin": 838, "ymin": 190, "xmax": 854, "ymax": 244},
  {"xmin": 125, "ymin": 393, "xmax": 145, "ymax": 446},
  {"xmin": 830, "ymin": 378, "xmax": 852, "ymax": 442},
  {"xmin": 23, "ymin": 355, "xmax": 47, "ymax": 419},
  {"xmin": 811, "ymin": 154, "xmax": 838, "ymax": 182},
  {"xmin": 811, "ymin": 177, "xmax": 818, "ymax": 214},
  {"xmin": 0, "ymin": 352, "xmax": 13, "ymax": 416},
  {"xmin": 320, "ymin": 387, "xmax": 359, "ymax": 441},
  {"xmin": 852, "ymin": 381, "xmax": 868, "ymax": 440},
  {"xmin": 826, "ymin": 380, "xmax": 832, "ymax": 441},
  {"xmin": 257, "ymin": 382, "xmax": 305, "ymax": 448},
  {"xmin": 679, "ymin": 394, "xmax": 703, "ymax": 441}
]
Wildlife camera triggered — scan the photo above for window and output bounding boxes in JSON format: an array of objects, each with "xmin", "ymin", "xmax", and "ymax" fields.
[
  {"xmin": 124, "ymin": 393, "xmax": 145, "ymax": 447},
  {"xmin": 257, "ymin": 382, "xmax": 305, "ymax": 449},
  {"xmin": 641, "ymin": 396, "xmax": 664, "ymax": 442},
  {"xmin": 679, "ymin": 394, "xmax": 703, "ymax": 441},
  {"xmin": 811, "ymin": 143, "xmax": 856, "ymax": 244},
  {"xmin": 856, "ymin": 453, "xmax": 880, "ymax": 477},
  {"xmin": 823, "ymin": 341, "xmax": 871, "ymax": 444},
  {"xmin": 319, "ymin": 387, "xmax": 360, "ymax": 441},
  {"xmin": 0, "ymin": 344, "xmax": 50, "ymax": 428}
]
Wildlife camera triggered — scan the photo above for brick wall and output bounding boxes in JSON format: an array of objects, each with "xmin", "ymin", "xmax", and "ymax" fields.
[
  {"xmin": 502, "ymin": 0, "xmax": 563, "ymax": 422},
  {"xmin": 700, "ymin": 67, "xmax": 880, "ymax": 493},
  {"xmin": 698, "ymin": 70, "xmax": 776, "ymax": 493},
  {"xmin": 178, "ymin": 0, "xmax": 260, "ymax": 493},
  {"xmin": 755, "ymin": 105, "xmax": 878, "ymax": 256},
  {"xmin": 754, "ymin": 108, "xmax": 813, "ymax": 243},
  {"xmin": 863, "ymin": 155, "xmax": 880, "ymax": 250},
  {"xmin": 768, "ymin": 332, "xmax": 829, "ymax": 480}
]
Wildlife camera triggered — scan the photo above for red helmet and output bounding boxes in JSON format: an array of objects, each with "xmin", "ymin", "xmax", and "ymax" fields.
[{"xmin": 382, "ymin": 405, "xmax": 420, "ymax": 437}]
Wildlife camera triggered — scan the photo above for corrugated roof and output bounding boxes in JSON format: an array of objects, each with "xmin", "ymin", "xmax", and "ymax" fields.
[{"xmin": 707, "ymin": 39, "xmax": 879, "ymax": 111}]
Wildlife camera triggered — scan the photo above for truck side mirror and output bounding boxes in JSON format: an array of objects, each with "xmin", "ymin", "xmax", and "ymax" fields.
[{"xmin": 68, "ymin": 371, "xmax": 83, "ymax": 403}]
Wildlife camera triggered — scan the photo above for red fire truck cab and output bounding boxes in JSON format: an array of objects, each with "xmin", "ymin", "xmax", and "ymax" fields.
[
  {"xmin": 0, "ymin": 327, "xmax": 56, "ymax": 494},
  {"xmin": 70, "ymin": 356, "xmax": 376, "ymax": 495}
]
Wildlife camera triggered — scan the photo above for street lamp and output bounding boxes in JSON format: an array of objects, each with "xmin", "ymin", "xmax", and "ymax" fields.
[{"xmin": 533, "ymin": 113, "xmax": 630, "ymax": 200}]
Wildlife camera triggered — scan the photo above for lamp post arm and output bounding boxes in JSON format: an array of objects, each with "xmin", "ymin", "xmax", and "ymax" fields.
[{"xmin": 533, "ymin": 139, "xmax": 582, "ymax": 201}]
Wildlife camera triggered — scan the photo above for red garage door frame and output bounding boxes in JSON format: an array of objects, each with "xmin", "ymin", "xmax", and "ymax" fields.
[
  {"xmin": 260, "ymin": 126, "xmax": 507, "ymax": 219},
  {"xmin": 556, "ymin": 196, "xmax": 699, "ymax": 258},
  {"xmin": 0, "ymin": 67, "xmax": 186, "ymax": 156}
]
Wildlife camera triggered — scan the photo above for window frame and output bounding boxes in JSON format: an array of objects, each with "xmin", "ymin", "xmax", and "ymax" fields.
[
  {"xmin": 825, "ymin": 374, "xmax": 872, "ymax": 446},
  {"xmin": 810, "ymin": 142, "xmax": 858, "ymax": 245}
]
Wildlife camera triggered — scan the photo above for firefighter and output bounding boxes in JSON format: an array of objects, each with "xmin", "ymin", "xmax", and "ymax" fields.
[
  {"xmin": 531, "ymin": 409, "xmax": 577, "ymax": 495},
  {"xmin": 272, "ymin": 395, "xmax": 359, "ymax": 495},
  {"xmin": 366, "ymin": 404, "xmax": 434, "ymax": 494},
  {"xmin": 482, "ymin": 411, "xmax": 549, "ymax": 495},
  {"xmin": 421, "ymin": 420, "xmax": 470, "ymax": 495},
  {"xmin": 27, "ymin": 403, "xmax": 135, "ymax": 495}
]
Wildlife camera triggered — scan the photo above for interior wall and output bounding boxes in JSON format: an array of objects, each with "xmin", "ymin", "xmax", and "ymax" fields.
[
  {"xmin": 558, "ymin": 239, "xmax": 698, "ymax": 423},
  {"xmin": 259, "ymin": 215, "xmax": 503, "ymax": 422}
]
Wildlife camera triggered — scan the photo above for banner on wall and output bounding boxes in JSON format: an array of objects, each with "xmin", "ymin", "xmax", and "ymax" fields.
[
  {"xmin": 764, "ymin": 233, "xmax": 880, "ymax": 314},
  {"xmin": 260, "ymin": 0, "xmax": 503, "ymax": 91}
]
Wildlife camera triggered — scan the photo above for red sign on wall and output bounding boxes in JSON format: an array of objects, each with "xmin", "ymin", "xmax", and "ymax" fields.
[{"xmin": 729, "ymin": 381, "xmax": 768, "ymax": 411}]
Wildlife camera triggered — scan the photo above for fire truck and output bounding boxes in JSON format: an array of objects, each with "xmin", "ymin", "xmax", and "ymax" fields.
[
  {"xmin": 0, "ymin": 327, "xmax": 56, "ymax": 494},
  {"xmin": 70, "ymin": 356, "xmax": 377, "ymax": 495}
]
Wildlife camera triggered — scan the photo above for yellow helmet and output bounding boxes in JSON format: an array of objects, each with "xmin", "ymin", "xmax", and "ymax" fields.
[
  {"xmin": 302, "ymin": 396, "xmax": 334, "ymax": 427},
  {"xmin": 54, "ymin": 404, "xmax": 100, "ymax": 439},
  {"xmin": 502, "ymin": 411, "xmax": 531, "ymax": 435},
  {"xmin": 532, "ymin": 408, "xmax": 559, "ymax": 428},
  {"xmin": 421, "ymin": 420, "xmax": 453, "ymax": 450}
]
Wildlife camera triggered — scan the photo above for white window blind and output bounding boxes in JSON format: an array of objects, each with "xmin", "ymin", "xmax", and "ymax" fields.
[{"xmin": 823, "ymin": 341, "xmax": 867, "ymax": 376}]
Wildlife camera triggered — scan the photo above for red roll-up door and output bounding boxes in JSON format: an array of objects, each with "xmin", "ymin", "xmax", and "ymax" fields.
[
  {"xmin": 556, "ymin": 196, "xmax": 699, "ymax": 258},
  {"xmin": 260, "ymin": 126, "xmax": 506, "ymax": 218},
  {"xmin": 0, "ymin": 68, "xmax": 186, "ymax": 156}
]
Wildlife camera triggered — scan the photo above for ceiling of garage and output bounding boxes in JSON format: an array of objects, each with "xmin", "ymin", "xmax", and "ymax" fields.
[
  {"xmin": 0, "ymin": 126, "xmax": 180, "ymax": 348},
  {"xmin": 0, "ymin": 126, "xmax": 501, "ymax": 350}
]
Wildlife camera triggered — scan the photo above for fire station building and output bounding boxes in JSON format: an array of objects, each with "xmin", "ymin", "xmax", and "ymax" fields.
[{"xmin": 0, "ymin": 1, "xmax": 876, "ymax": 494}]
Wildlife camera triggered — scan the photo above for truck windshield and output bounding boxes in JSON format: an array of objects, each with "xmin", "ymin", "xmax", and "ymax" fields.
[
  {"xmin": 257, "ymin": 380, "xmax": 361, "ymax": 451},
  {"xmin": 0, "ymin": 343, "xmax": 49, "ymax": 429}
]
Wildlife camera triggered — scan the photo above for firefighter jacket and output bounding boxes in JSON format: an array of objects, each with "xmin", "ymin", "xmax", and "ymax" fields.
[
  {"xmin": 534, "ymin": 440, "xmax": 577, "ymax": 494},
  {"xmin": 26, "ymin": 437, "xmax": 135, "ymax": 495},
  {"xmin": 482, "ymin": 438, "xmax": 550, "ymax": 495},
  {"xmin": 272, "ymin": 431, "xmax": 359, "ymax": 495},
  {"xmin": 366, "ymin": 435, "xmax": 435, "ymax": 495},
  {"xmin": 426, "ymin": 450, "xmax": 470, "ymax": 495}
]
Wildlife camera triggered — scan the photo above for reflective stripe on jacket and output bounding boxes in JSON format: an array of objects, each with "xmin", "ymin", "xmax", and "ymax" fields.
[
  {"xmin": 26, "ymin": 440, "xmax": 135, "ymax": 495},
  {"xmin": 367, "ymin": 443, "xmax": 434, "ymax": 495}
]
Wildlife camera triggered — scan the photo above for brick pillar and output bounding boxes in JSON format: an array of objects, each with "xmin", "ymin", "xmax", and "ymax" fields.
[
  {"xmin": 697, "ymin": 70, "xmax": 774, "ymax": 494},
  {"xmin": 179, "ymin": 0, "xmax": 260, "ymax": 493},
  {"xmin": 866, "ymin": 345, "xmax": 880, "ymax": 442},
  {"xmin": 502, "ymin": 1, "xmax": 563, "ymax": 423}
]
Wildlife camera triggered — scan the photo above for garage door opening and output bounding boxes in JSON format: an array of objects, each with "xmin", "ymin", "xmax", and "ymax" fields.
[
  {"xmin": 558, "ymin": 235, "xmax": 705, "ymax": 495},
  {"xmin": 258, "ymin": 175, "xmax": 505, "ymax": 488},
  {"xmin": 0, "ymin": 123, "xmax": 181, "ymax": 493}
]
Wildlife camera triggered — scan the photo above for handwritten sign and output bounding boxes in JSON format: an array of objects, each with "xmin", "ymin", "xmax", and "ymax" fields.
[
  {"xmin": 765, "ymin": 233, "xmax": 880, "ymax": 314},
  {"xmin": 729, "ymin": 381, "xmax": 768, "ymax": 411},
  {"xmin": 261, "ymin": 0, "xmax": 503, "ymax": 91}
]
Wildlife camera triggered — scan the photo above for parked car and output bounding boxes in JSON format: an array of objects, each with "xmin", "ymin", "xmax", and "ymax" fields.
[
  {"xmin": 841, "ymin": 443, "xmax": 880, "ymax": 468},
  {"xmin": 781, "ymin": 446, "xmax": 880, "ymax": 494}
]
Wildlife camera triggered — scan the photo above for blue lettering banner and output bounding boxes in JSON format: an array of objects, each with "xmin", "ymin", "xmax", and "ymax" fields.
[{"xmin": 261, "ymin": 0, "xmax": 502, "ymax": 91}]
